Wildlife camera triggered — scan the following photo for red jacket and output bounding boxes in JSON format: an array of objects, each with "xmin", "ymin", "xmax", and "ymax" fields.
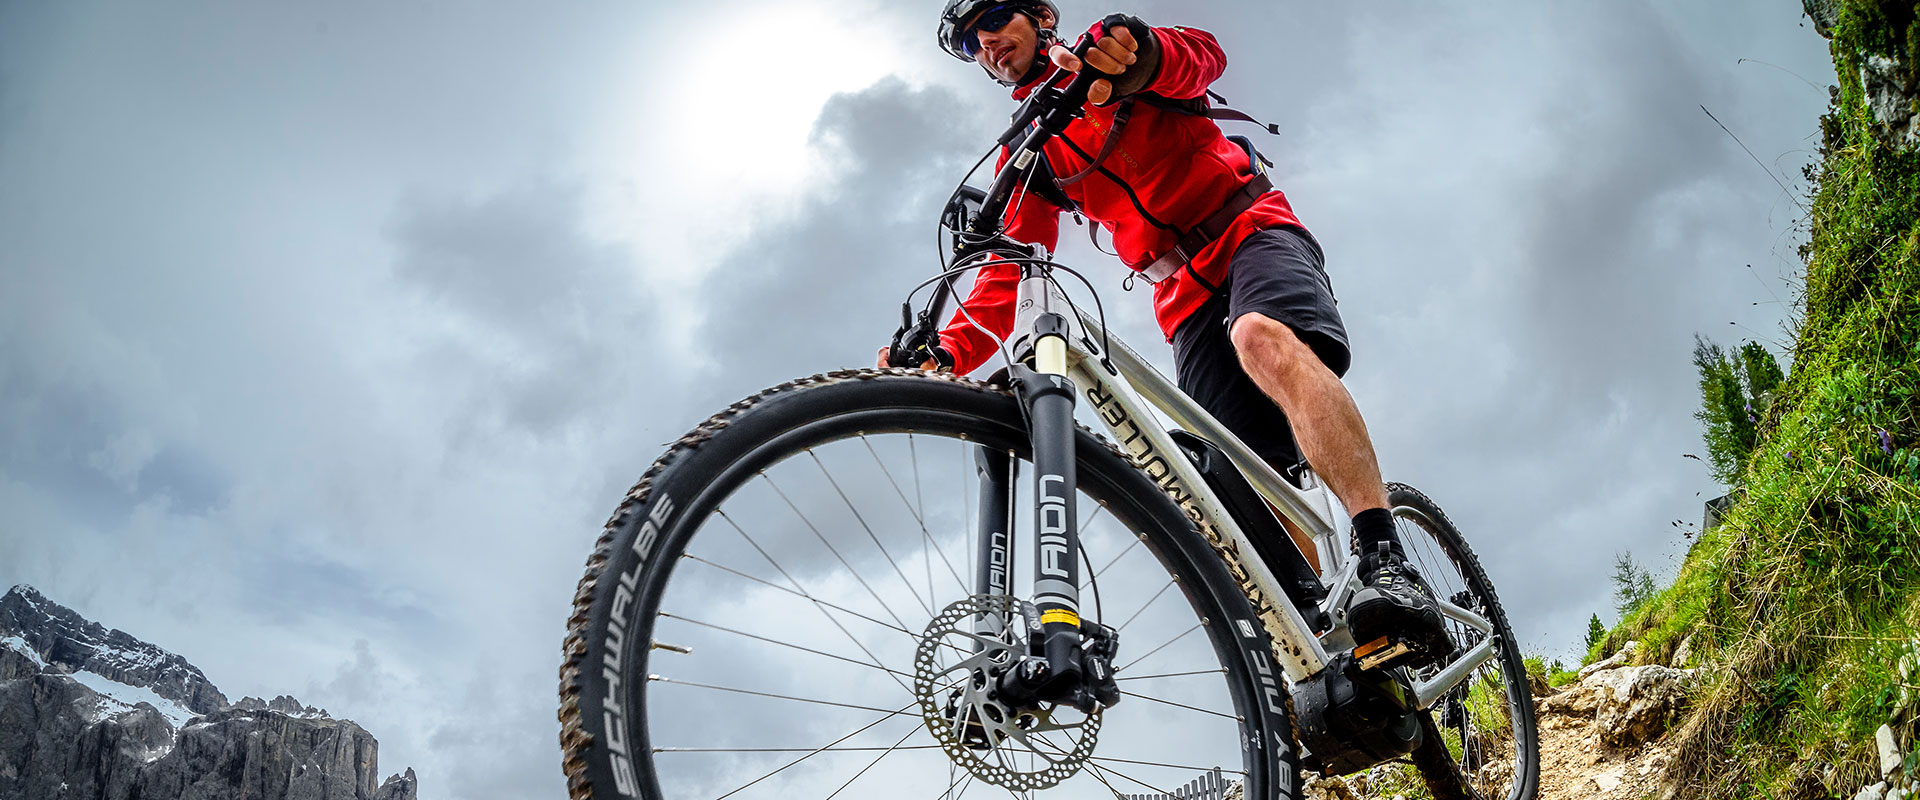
[{"xmin": 938, "ymin": 24, "xmax": 1310, "ymax": 376}]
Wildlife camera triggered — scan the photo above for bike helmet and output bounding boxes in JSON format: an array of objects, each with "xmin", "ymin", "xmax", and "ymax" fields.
[{"xmin": 937, "ymin": 0, "xmax": 1059, "ymax": 62}]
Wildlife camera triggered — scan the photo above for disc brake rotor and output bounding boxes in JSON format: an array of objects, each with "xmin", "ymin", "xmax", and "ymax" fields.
[{"xmin": 913, "ymin": 595, "xmax": 1100, "ymax": 790}]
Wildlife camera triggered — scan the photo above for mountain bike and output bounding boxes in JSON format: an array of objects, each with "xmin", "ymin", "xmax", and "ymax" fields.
[{"xmin": 559, "ymin": 42, "xmax": 1538, "ymax": 800}]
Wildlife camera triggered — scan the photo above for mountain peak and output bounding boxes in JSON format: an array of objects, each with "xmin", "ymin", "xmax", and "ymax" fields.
[
  {"xmin": 0, "ymin": 585, "xmax": 417, "ymax": 799},
  {"xmin": 0, "ymin": 585, "xmax": 227, "ymax": 715}
]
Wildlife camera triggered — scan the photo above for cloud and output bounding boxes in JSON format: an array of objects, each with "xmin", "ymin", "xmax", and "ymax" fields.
[
  {"xmin": 688, "ymin": 76, "xmax": 1000, "ymax": 404},
  {"xmin": 385, "ymin": 178, "xmax": 666, "ymax": 440},
  {"xmin": 0, "ymin": 1, "xmax": 1839, "ymax": 795}
]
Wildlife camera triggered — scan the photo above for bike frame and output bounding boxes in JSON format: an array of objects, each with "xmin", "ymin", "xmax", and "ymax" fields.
[
  {"xmin": 982, "ymin": 268, "xmax": 1499, "ymax": 710},
  {"xmin": 902, "ymin": 32, "xmax": 1498, "ymax": 711}
]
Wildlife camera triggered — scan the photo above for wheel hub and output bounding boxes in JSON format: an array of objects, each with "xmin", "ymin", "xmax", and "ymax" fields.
[{"xmin": 913, "ymin": 595, "xmax": 1100, "ymax": 790}]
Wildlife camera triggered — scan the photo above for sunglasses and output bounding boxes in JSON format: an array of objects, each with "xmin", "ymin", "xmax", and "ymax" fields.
[{"xmin": 961, "ymin": 5, "xmax": 1024, "ymax": 59}]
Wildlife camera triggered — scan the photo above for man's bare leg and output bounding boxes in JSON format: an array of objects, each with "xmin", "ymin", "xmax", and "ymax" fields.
[
  {"xmin": 1227, "ymin": 312, "xmax": 1388, "ymax": 516},
  {"xmin": 1229, "ymin": 311, "xmax": 1449, "ymax": 667}
]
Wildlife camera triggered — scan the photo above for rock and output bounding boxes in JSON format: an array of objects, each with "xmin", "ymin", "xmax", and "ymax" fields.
[
  {"xmin": 1880, "ymin": 725, "xmax": 1902, "ymax": 781},
  {"xmin": 1861, "ymin": 54, "xmax": 1920, "ymax": 150},
  {"xmin": 1856, "ymin": 783, "xmax": 1889, "ymax": 800},
  {"xmin": 1580, "ymin": 641, "xmax": 1638, "ymax": 681},
  {"xmin": 1888, "ymin": 787, "xmax": 1909, "ymax": 800},
  {"xmin": 266, "ymin": 694, "xmax": 329, "ymax": 718},
  {"xmin": 0, "ymin": 585, "xmax": 415, "ymax": 800},
  {"xmin": 133, "ymin": 707, "xmax": 413, "ymax": 800},
  {"xmin": 376, "ymin": 769, "xmax": 419, "ymax": 800},
  {"xmin": 1594, "ymin": 768, "xmax": 1624, "ymax": 792},
  {"xmin": 1670, "ymin": 633, "xmax": 1695, "ymax": 669},
  {"xmin": 1899, "ymin": 645, "xmax": 1920, "ymax": 722},
  {"xmin": 1805, "ymin": 0, "xmax": 1838, "ymax": 38},
  {"xmin": 1594, "ymin": 665, "xmax": 1695, "ymax": 747},
  {"xmin": 1542, "ymin": 677, "xmax": 1607, "ymax": 717},
  {"xmin": 0, "ymin": 586, "xmax": 227, "ymax": 715},
  {"xmin": 1301, "ymin": 775, "xmax": 1360, "ymax": 800}
]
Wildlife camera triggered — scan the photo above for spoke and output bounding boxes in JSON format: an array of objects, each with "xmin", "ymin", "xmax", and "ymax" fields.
[
  {"xmin": 1117, "ymin": 623, "xmax": 1203, "ymax": 673},
  {"xmin": 761, "ymin": 474, "xmax": 916, "ymax": 633},
  {"xmin": 712, "ymin": 509, "xmax": 917, "ymax": 695},
  {"xmin": 708, "ymin": 697, "xmax": 922, "ymax": 800},
  {"xmin": 951, "ymin": 770, "xmax": 977, "ymax": 800},
  {"xmin": 811, "ymin": 451, "xmax": 937, "ymax": 618},
  {"xmin": 683, "ymin": 552, "xmax": 972, "ymax": 663},
  {"xmin": 1089, "ymin": 754, "xmax": 1246, "ymax": 775},
  {"xmin": 931, "ymin": 762, "xmax": 970, "ymax": 800},
  {"xmin": 1116, "ymin": 668, "xmax": 1227, "ymax": 682},
  {"xmin": 1115, "ymin": 578, "xmax": 1177, "ymax": 632},
  {"xmin": 1081, "ymin": 526, "xmax": 1138, "ymax": 592},
  {"xmin": 861, "ymin": 434, "xmax": 969, "ymax": 603},
  {"xmin": 682, "ymin": 552, "xmax": 912, "ymax": 638},
  {"xmin": 1075, "ymin": 755, "xmax": 1131, "ymax": 798},
  {"xmin": 1030, "ymin": 732, "xmax": 1182, "ymax": 799},
  {"xmin": 656, "ymin": 612, "xmax": 915, "ymax": 681},
  {"xmin": 911, "ymin": 435, "xmax": 926, "ymax": 520},
  {"xmin": 984, "ymin": 731, "xmax": 1028, "ymax": 797},
  {"xmin": 657, "ymin": 745, "xmax": 943, "ymax": 753},
  {"xmin": 651, "ymin": 675, "xmax": 913, "ymax": 717},
  {"xmin": 1086, "ymin": 759, "xmax": 1181, "ymax": 798},
  {"xmin": 1114, "ymin": 690, "xmax": 1240, "ymax": 721},
  {"xmin": 823, "ymin": 718, "xmax": 924, "ymax": 800}
]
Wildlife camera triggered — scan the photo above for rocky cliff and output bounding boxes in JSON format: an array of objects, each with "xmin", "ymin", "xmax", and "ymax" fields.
[{"xmin": 0, "ymin": 585, "xmax": 418, "ymax": 800}]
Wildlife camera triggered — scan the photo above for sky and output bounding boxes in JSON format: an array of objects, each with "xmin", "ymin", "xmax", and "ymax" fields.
[{"xmin": 0, "ymin": 1, "xmax": 1837, "ymax": 797}]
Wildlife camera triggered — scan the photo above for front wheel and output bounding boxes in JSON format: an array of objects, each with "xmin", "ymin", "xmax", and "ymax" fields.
[
  {"xmin": 1390, "ymin": 483, "xmax": 1540, "ymax": 800},
  {"xmin": 560, "ymin": 370, "xmax": 1301, "ymax": 800}
]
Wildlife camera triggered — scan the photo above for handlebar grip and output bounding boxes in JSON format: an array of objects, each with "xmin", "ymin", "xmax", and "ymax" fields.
[{"xmin": 1055, "ymin": 34, "xmax": 1107, "ymax": 109}]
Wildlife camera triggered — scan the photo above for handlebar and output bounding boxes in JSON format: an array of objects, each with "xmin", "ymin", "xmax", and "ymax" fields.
[
  {"xmin": 967, "ymin": 33, "xmax": 1108, "ymax": 242},
  {"xmin": 888, "ymin": 22, "xmax": 1134, "ymax": 370}
]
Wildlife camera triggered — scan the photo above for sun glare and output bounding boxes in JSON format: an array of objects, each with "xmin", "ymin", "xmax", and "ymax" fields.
[{"xmin": 662, "ymin": 4, "xmax": 898, "ymax": 198}]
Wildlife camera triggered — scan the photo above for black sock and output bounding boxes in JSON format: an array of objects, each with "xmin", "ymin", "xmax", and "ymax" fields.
[{"xmin": 1351, "ymin": 508, "xmax": 1401, "ymax": 560}]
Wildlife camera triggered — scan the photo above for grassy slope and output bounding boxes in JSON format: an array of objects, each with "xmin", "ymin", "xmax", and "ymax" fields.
[{"xmin": 1597, "ymin": 2, "xmax": 1920, "ymax": 796}]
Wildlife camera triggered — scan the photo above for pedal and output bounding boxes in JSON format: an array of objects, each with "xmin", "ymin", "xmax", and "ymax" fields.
[{"xmin": 1354, "ymin": 635, "xmax": 1418, "ymax": 672}]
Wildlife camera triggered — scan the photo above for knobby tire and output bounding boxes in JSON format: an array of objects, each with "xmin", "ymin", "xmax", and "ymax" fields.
[
  {"xmin": 1389, "ymin": 483, "xmax": 1541, "ymax": 800},
  {"xmin": 560, "ymin": 369, "xmax": 1302, "ymax": 800}
]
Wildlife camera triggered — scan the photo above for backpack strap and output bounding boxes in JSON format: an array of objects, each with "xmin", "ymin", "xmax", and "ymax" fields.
[
  {"xmin": 1057, "ymin": 99, "xmax": 1134, "ymax": 187},
  {"xmin": 1022, "ymin": 146, "xmax": 1079, "ymax": 213},
  {"xmin": 1137, "ymin": 89, "xmax": 1281, "ymax": 135},
  {"xmin": 1136, "ymin": 170, "xmax": 1273, "ymax": 284}
]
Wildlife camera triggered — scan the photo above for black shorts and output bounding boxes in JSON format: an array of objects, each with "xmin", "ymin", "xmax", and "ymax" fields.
[{"xmin": 1171, "ymin": 227, "xmax": 1350, "ymax": 472}]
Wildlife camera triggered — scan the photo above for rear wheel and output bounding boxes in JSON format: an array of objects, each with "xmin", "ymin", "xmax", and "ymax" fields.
[
  {"xmin": 1389, "ymin": 483, "xmax": 1540, "ymax": 800},
  {"xmin": 560, "ymin": 370, "xmax": 1301, "ymax": 800}
]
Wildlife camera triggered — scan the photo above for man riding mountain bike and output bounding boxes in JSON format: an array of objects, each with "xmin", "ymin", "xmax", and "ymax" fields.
[{"xmin": 879, "ymin": 0, "xmax": 1450, "ymax": 670}]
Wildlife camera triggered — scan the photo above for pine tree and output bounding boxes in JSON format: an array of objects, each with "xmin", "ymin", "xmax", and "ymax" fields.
[
  {"xmin": 1691, "ymin": 335, "xmax": 1787, "ymax": 487},
  {"xmin": 1612, "ymin": 552, "xmax": 1658, "ymax": 617},
  {"xmin": 1585, "ymin": 613, "xmax": 1607, "ymax": 652}
]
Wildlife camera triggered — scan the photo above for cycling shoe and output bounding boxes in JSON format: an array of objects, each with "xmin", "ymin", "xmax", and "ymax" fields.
[{"xmin": 1347, "ymin": 542, "xmax": 1451, "ymax": 671}]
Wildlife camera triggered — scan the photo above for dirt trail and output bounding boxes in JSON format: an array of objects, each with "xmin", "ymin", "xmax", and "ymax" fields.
[
  {"xmin": 1304, "ymin": 676, "xmax": 1683, "ymax": 800},
  {"xmin": 1532, "ymin": 697, "xmax": 1675, "ymax": 800}
]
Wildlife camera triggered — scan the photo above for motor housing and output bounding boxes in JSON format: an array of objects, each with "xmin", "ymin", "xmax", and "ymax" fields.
[{"xmin": 1293, "ymin": 654, "xmax": 1425, "ymax": 775}]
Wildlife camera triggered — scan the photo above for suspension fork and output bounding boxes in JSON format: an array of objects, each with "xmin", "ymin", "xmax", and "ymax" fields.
[
  {"xmin": 972, "ymin": 447, "xmax": 1015, "ymax": 647},
  {"xmin": 1018, "ymin": 311, "xmax": 1084, "ymax": 695}
]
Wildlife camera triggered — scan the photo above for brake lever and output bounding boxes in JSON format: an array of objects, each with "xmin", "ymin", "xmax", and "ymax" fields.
[{"xmin": 888, "ymin": 304, "xmax": 932, "ymax": 368}]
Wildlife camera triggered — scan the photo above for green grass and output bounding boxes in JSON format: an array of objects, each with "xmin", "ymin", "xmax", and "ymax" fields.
[
  {"xmin": 1524, "ymin": 653, "xmax": 1580, "ymax": 690},
  {"xmin": 1588, "ymin": 3, "xmax": 1920, "ymax": 796}
]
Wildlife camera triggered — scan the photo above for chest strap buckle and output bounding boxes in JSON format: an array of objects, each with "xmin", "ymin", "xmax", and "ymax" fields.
[{"xmin": 1135, "ymin": 172, "xmax": 1273, "ymax": 285}]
